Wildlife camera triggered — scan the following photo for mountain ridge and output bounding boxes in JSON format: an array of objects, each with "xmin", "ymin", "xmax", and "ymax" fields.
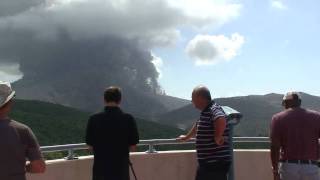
[
  {"xmin": 10, "ymin": 99, "xmax": 185, "ymax": 146},
  {"xmin": 156, "ymin": 92, "xmax": 320, "ymax": 136}
]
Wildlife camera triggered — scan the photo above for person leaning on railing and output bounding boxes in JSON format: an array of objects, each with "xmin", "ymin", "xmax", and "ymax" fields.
[
  {"xmin": 177, "ymin": 86, "xmax": 231, "ymax": 180},
  {"xmin": 0, "ymin": 81, "xmax": 46, "ymax": 180},
  {"xmin": 270, "ymin": 92, "xmax": 320, "ymax": 180}
]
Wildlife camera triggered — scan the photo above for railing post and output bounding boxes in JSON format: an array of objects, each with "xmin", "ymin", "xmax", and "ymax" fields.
[
  {"xmin": 65, "ymin": 149, "xmax": 78, "ymax": 160},
  {"xmin": 146, "ymin": 143, "xmax": 157, "ymax": 153}
]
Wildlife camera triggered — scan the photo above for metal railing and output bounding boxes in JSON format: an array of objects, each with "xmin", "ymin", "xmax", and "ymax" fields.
[{"xmin": 40, "ymin": 137, "xmax": 270, "ymax": 160}]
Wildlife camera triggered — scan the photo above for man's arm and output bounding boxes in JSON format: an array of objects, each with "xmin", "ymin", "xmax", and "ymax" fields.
[
  {"xmin": 318, "ymin": 115, "xmax": 320, "ymax": 158},
  {"xmin": 270, "ymin": 142, "xmax": 281, "ymax": 180},
  {"xmin": 25, "ymin": 127, "xmax": 46, "ymax": 173},
  {"xmin": 26, "ymin": 160, "xmax": 46, "ymax": 173},
  {"xmin": 214, "ymin": 117, "xmax": 227, "ymax": 146},
  {"xmin": 130, "ymin": 145, "xmax": 137, "ymax": 152},
  {"xmin": 87, "ymin": 145, "xmax": 93, "ymax": 152},
  {"xmin": 177, "ymin": 122, "xmax": 197, "ymax": 142},
  {"xmin": 270, "ymin": 144, "xmax": 280, "ymax": 173},
  {"xmin": 85, "ymin": 116, "xmax": 94, "ymax": 147},
  {"xmin": 128, "ymin": 115, "xmax": 139, "ymax": 151},
  {"xmin": 270, "ymin": 116, "xmax": 281, "ymax": 180}
]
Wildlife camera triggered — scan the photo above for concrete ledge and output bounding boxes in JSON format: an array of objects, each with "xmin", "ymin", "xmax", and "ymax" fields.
[
  {"xmin": 234, "ymin": 150, "xmax": 272, "ymax": 180},
  {"xmin": 27, "ymin": 150, "xmax": 272, "ymax": 180}
]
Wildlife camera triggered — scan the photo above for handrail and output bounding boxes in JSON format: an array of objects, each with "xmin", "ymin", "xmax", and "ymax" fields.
[{"xmin": 40, "ymin": 137, "xmax": 270, "ymax": 159}]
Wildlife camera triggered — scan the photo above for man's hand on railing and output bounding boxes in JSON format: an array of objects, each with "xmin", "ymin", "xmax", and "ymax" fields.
[
  {"xmin": 176, "ymin": 135, "xmax": 189, "ymax": 142},
  {"xmin": 87, "ymin": 145, "xmax": 93, "ymax": 153},
  {"xmin": 176, "ymin": 122, "xmax": 197, "ymax": 142},
  {"xmin": 130, "ymin": 145, "xmax": 137, "ymax": 152}
]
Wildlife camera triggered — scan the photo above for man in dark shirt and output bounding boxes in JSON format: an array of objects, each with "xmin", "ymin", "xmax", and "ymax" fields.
[
  {"xmin": 86, "ymin": 86, "xmax": 139, "ymax": 180},
  {"xmin": 177, "ymin": 86, "xmax": 230, "ymax": 180},
  {"xmin": 270, "ymin": 92, "xmax": 320, "ymax": 180},
  {"xmin": 0, "ymin": 81, "xmax": 46, "ymax": 180}
]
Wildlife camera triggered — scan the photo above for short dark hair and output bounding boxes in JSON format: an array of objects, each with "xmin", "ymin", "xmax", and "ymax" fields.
[
  {"xmin": 192, "ymin": 86, "xmax": 212, "ymax": 101},
  {"xmin": 104, "ymin": 86, "xmax": 122, "ymax": 103}
]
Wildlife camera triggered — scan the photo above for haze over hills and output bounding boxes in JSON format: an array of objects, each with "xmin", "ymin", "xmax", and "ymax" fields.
[
  {"xmin": 156, "ymin": 93, "xmax": 320, "ymax": 137},
  {"xmin": 10, "ymin": 99, "xmax": 185, "ymax": 146},
  {"xmin": 13, "ymin": 81, "xmax": 190, "ymax": 119},
  {"xmin": 10, "ymin": 92, "xmax": 320, "ymax": 142}
]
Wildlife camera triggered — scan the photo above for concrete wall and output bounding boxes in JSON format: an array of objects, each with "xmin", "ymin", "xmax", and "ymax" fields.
[
  {"xmin": 27, "ymin": 150, "xmax": 273, "ymax": 180},
  {"xmin": 234, "ymin": 150, "xmax": 272, "ymax": 180}
]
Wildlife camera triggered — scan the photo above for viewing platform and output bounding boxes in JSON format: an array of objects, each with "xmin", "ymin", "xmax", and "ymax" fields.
[{"xmin": 27, "ymin": 137, "xmax": 275, "ymax": 180}]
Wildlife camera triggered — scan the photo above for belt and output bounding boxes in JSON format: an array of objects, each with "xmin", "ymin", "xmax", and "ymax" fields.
[{"xmin": 280, "ymin": 160, "xmax": 318, "ymax": 165}]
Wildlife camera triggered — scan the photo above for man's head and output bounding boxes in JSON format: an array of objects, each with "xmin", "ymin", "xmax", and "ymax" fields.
[
  {"xmin": 104, "ymin": 86, "xmax": 122, "ymax": 105},
  {"xmin": 282, "ymin": 92, "xmax": 301, "ymax": 109},
  {"xmin": 192, "ymin": 85, "xmax": 212, "ymax": 111},
  {"xmin": 0, "ymin": 81, "xmax": 15, "ymax": 116}
]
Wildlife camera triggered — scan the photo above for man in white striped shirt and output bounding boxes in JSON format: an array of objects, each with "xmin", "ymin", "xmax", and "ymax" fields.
[{"xmin": 177, "ymin": 86, "xmax": 231, "ymax": 180}]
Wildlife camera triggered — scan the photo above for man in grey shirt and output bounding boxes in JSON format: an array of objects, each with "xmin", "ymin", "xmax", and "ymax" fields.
[{"xmin": 0, "ymin": 81, "xmax": 46, "ymax": 180}]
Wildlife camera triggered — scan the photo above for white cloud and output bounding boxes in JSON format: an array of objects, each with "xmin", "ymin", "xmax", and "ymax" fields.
[
  {"xmin": 0, "ymin": 63, "xmax": 23, "ymax": 82},
  {"xmin": 271, "ymin": 0, "xmax": 287, "ymax": 10},
  {"xmin": 0, "ymin": 0, "xmax": 242, "ymax": 47},
  {"xmin": 168, "ymin": 0, "xmax": 242, "ymax": 28},
  {"xmin": 151, "ymin": 53, "xmax": 164, "ymax": 79},
  {"xmin": 185, "ymin": 33, "xmax": 245, "ymax": 65}
]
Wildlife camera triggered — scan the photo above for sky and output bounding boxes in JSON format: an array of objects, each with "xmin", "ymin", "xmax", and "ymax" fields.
[
  {"xmin": 1, "ymin": 0, "xmax": 320, "ymax": 100},
  {"xmin": 154, "ymin": 0, "xmax": 320, "ymax": 99}
]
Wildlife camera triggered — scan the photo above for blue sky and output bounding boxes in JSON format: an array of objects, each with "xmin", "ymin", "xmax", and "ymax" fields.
[{"xmin": 154, "ymin": 0, "xmax": 320, "ymax": 99}]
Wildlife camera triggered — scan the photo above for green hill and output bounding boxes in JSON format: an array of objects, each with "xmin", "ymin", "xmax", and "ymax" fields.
[
  {"xmin": 9, "ymin": 99, "xmax": 185, "ymax": 146},
  {"xmin": 157, "ymin": 93, "xmax": 320, "ymax": 137}
]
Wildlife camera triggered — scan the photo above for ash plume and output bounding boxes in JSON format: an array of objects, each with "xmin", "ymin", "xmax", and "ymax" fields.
[{"xmin": 0, "ymin": 0, "xmax": 241, "ymax": 115}]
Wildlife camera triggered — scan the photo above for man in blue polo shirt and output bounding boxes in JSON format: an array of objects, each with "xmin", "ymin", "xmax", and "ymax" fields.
[{"xmin": 177, "ymin": 85, "xmax": 231, "ymax": 180}]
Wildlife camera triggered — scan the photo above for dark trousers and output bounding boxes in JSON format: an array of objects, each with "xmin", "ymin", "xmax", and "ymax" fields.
[
  {"xmin": 195, "ymin": 162, "xmax": 231, "ymax": 180},
  {"xmin": 92, "ymin": 166, "xmax": 129, "ymax": 180},
  {"xmin": 92, "ymin": 172, "xmax": 129, "ymax": 180}
]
